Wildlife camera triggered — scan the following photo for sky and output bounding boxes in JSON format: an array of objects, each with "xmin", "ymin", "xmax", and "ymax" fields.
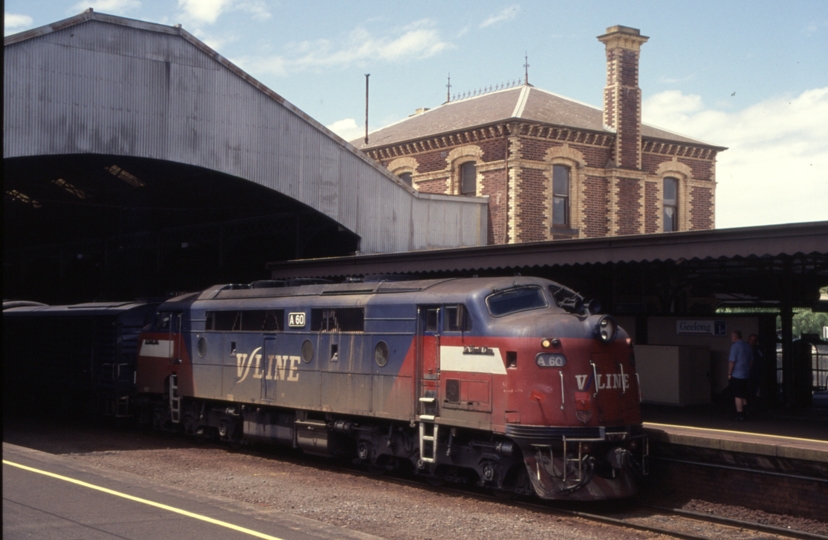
[{"xmin": 5, "ymin": 0, "xmax": 827, "ymax": 229}]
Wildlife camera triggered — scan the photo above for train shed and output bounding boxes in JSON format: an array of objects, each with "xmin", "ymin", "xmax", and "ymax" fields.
[{"xmin": 3, "ymin": 10, "xmax": 487, "ymax": 303}]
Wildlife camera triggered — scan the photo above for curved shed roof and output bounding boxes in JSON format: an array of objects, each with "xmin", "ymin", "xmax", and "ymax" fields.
[{"xmin": 3, "ymin": 10, "xmax": 487, "ymax": 255}]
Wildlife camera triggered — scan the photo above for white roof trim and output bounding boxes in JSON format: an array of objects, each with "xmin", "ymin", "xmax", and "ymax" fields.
[{"xmin": 512, "ymin": 86, "xmax": 531, "ymax": 118}]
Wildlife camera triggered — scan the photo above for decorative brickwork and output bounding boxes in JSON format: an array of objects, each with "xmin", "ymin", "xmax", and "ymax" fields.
[
  {"xmin": 357, "ymin": 25, "xmax": 721, "ymax": 246},
  {"xmin": 616, "ymin": 177, "xmax": 642, "ymax": 235},
  {"xmin": 446, "ymin": 146, "xmax": 484, "ymax": 195},
  {"xmin": 515, "ymin": 167, "xmax": 548, "ymax": 242},
  {"xmin": 415, "ymin": 178, "xmax": 449, "ymax": 194},
  {"xmin": 645, "ymin": 181, "xmax": 659, "ymax": 233},
  {"xmin": 409, "ymin": 150, "xmax": 447, "ymax": 174},
  {"xmin": 478, "ymin": 138, "xmax": 508, "ymax": 163},
  {"xmin": 583, "ymin": 175, "xmax": 610, "ymax": 237},
  {"xmin": 678, "ymin": 157, "xmax": 716, "ymax": 181},
  {"xmin": 690, "ymin": 186, "xmax": 714, "ymax": 230},
  {"xmin": 544, "ymin": 145, "xmax": 586, "ymax": 235},
  {"xmin": 520, "ymin": 138, "xmax": 560, "ymax": 161},
  {"xmin": 387, "ymin": 156, "xmax": 418, "ymax": 175},
  {"xmin": 571, "ymin": 143, "xmax": 612, "ymax": 169},
  {"xmin": 655, "ymin": 160, "xmax": 695, "ymax": 232},
  {"xmin": 481, "ymin": 169, "xmax": 509, "ymax": 244},
  {"xmin": 599, "ymin": 26, "xmax": 649, "ymax": 171},
  {"xmin": 642, "ymin": 152, "xmax": 675, "ymax": 174}
]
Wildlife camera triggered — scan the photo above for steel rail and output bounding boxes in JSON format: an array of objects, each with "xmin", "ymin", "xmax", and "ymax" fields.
[
  {"xmin": 109, "ymin": 424, "xmax": 828, "ymax": 540},
  {"xmin": 651, "ymin": 455, "xmax": 828, "ymax": 484},
  {"xmin": 644, "ymin": 505, "xmax": 828, "ymax": 540}
]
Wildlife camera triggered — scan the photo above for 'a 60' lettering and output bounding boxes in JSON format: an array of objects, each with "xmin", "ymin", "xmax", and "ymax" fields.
[{"xmin": 288, "ymin": 312, "xmax": 306, "ymax": 327}]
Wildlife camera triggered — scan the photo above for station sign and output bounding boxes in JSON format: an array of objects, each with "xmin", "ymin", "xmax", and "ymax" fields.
[{"xmin": 676, "ymin": 320, "xmax": 727, "ymax": 336}]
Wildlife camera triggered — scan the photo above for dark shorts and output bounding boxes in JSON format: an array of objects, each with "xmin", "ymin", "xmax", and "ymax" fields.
[{"xmin": 728, "ymin": 377, "xmax": 751, "ymax": 399}]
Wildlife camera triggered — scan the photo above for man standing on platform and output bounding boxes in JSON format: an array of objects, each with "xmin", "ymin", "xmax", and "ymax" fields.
[{"xmin": 728, "ymin": 330, "xmax": 753, "ymax": 421}]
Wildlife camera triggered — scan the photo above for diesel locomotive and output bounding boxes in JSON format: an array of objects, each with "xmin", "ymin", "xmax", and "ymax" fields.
[{"xmin": 136, "ymin": 276, "xmax": 648, "ymax": 500}]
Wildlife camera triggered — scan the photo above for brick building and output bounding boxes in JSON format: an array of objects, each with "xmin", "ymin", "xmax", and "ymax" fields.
[{"xmin": 352, "ymin": 26, "xmax": 726, "ymax": 245}]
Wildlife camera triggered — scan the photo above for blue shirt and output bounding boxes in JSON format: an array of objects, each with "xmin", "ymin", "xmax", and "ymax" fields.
[{"xmin": 729, "ymin": 340, "xmax": 752, "ymax": 379}]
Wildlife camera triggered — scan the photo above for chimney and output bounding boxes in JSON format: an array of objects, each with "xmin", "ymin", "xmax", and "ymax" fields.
[{"xmin": 598, "ymin": 25, "xmax": 649, "ymax": 170}]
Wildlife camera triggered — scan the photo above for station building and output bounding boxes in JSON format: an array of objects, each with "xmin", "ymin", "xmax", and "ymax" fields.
[{"xmin": 352, "ymin": 26, "xmax": 725, "ymax": 245}]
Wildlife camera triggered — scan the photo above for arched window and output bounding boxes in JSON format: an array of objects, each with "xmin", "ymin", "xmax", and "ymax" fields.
[
  {"xmin": 460, "ymin": 162, "xmax": 476, "ymax": 196},
  {"xmin": 552, "ymin": 165, "xmax": 570, "ymax": 227},
  {"xmin": 398, "ymin": 172, "xmax": 412, "ymax": 186},
  {"xmin": 663, "ymin": 177, "xmax": 679, "ymax": 232}
]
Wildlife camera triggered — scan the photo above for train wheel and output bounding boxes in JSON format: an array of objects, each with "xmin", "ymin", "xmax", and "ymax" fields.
[{"xmin": 182, "ymin": 413, "xmax": 198, "ymax": 436}]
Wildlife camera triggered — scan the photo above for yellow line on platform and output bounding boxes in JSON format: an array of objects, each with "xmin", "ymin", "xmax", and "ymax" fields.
[
  {"xmin": 2, "ymin": 459, "xmax": 284, "ymax": 540},
  {"xmin": 643, "ymin": 423, "xmax": 828, "ymax": 445}
]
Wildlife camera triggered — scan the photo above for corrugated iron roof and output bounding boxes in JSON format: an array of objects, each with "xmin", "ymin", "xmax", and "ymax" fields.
[
  {"xmin": 266, "ymin": 221, "xmax": 828, "ymax": 311},
  {"xmin": 268, "ymin": 221, "xmax": 828, "ymax": 279},
  {"xmin": 351, "ymin": 85, "xmax": 724, "ymax": 151}
]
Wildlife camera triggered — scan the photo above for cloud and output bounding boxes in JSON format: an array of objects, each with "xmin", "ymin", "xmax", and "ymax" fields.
[
  {"xmin": 644, "ymin": 88, "xmax": 828, "ymax": 228},
  {"xmin": 4, "ymin": 13, "xmax": 34, "ymax": 33},
  {"xmin": 70, "ymin": 0, "xmax": 141, "ymax": 14},
  {"xmin": 177, "ymin": 0, "xmax": 270, "ymax": 25},
  {"xmin": 240, "ymin": 20, "xmax": 451, "ymax": 76},
  {"xmin": 327, "ymin": 118, "xmax": 364, "ymax": 142},
  {"xmin": 480, "ymin": 5, "xmax": 520, "ymax": 28},
  {"xmin": 178, "ymin": 0, "xmax": 229, "ymax": 24},
  {"xmin": 658, "ymin": 74, "xmax": 695, "ymax": 85},
  {"xmin": 804, "ymin": 18, "xmax": 828, "ymax": 36},
  {"xmin": 193, "ymin": 30, "xmax": 236, "ymax": 52}
]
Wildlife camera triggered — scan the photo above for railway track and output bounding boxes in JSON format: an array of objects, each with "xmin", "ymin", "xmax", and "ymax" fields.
[
  {"xmin": 6, "ymin": 417, "xmax": 827, "ymax": 540},
  {"xmin": 400, "ymin": 477, "xmax": 827, "ymax": 540},
  {"xmin": 235, "ymin": 441, "xmax": 828, "ymax": 539}
]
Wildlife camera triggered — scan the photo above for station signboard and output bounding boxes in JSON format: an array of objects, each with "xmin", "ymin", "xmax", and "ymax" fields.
[{"xmin": 676, "ymin": 320, "xmax": 727, "ymax": 336}]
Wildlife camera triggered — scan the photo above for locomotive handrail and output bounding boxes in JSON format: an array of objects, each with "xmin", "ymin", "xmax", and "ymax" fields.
[
  {"xmin": 590, "ymin": 361, "xmax": 599, "ymax": 397},
  {"xmin": 619, "ymin": 363, "xmax": 627, "ymax": 394},
  {"xmin": 636, "ymin": 373, "xmax": 643, "ymax": 402},
  {"xmin": 559, "ymin": 370, "xmax": 565, "ymax": 410}
]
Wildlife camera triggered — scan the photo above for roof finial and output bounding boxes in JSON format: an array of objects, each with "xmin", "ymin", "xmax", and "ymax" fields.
[
  {"xmin": 446, "ymin": 73, "xmax": 452, "ymax": 103},
  {"xmin": 524, "ymin": 52, "xmax": 530, "ymax": 85}
]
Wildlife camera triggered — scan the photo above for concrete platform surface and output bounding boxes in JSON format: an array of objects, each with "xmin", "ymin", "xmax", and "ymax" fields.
[
  {"xmin": 3, "ymin": 443, "xmax": 383, "ymax": 540},
  {"xmin": 641, "ymin": 403, "xmax": 828, "ymax": 463}
]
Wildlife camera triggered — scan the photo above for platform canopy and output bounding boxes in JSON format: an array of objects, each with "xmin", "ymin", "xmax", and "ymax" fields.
[{"xmin": 268, "ymin": 221, "xmax": 828, "ymax": 314}]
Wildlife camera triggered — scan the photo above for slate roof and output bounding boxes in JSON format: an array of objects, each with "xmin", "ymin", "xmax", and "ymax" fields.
[{"xmin": 352, "ymin": 85, "xmax": 722, "ymax": 150}]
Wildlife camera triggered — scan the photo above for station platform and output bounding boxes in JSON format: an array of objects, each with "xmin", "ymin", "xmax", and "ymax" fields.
[
  {"xmin": 640, "ymin": 401, "xmax": 828, "ymax": 463},
  {"xmin": 637, "ymin": 401, "xmax": 827, "ymax": 519}
]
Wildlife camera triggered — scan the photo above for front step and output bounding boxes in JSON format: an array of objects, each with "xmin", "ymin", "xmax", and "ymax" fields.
[
  {"xmin": 169, "ymin": 374, "xmax": 181, "ymax": 424},
  {"xmin": 419, "ymin": 419, "xmax": 439, "ymax": 463}
]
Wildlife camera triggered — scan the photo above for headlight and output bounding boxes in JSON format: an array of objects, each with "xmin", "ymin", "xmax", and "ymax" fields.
[
  {"xmin": 536, "ymin": 353, "xmax": 567, "ymax": 367},
  {"xmin": 595, "ymin": 315, "xmax": 618, "ymax": 343},
  {"xmin": 540, "ymin": 338, "xmax": 561, "ymax": 349}
]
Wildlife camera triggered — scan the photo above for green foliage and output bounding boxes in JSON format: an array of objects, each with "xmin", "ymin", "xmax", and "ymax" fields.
[{"xmin": 790, "ymin": 310, "xmax": 828, "ymax": 338}]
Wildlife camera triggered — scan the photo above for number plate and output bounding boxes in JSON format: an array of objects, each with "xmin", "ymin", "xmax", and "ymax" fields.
[{"xmin": 288, "ymin": 312, "xmax": 306, "ymax": 328}]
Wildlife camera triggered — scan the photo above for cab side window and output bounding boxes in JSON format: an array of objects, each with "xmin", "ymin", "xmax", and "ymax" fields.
[
  {"xmin": 156, "ymin": 313, "xmax": 171, "ymax": 330},
  {"xmin": 444, "ymin": 305, "xmax": 471, "ymax": 332},
  {"xmin": 425, "ymin": 308, "xmax": 439, "ymax": 332}
]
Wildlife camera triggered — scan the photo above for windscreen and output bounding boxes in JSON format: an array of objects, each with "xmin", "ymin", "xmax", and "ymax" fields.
[{"xmin": 486, "ymin": 286, "xmax": 548, "ymax": 316}]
